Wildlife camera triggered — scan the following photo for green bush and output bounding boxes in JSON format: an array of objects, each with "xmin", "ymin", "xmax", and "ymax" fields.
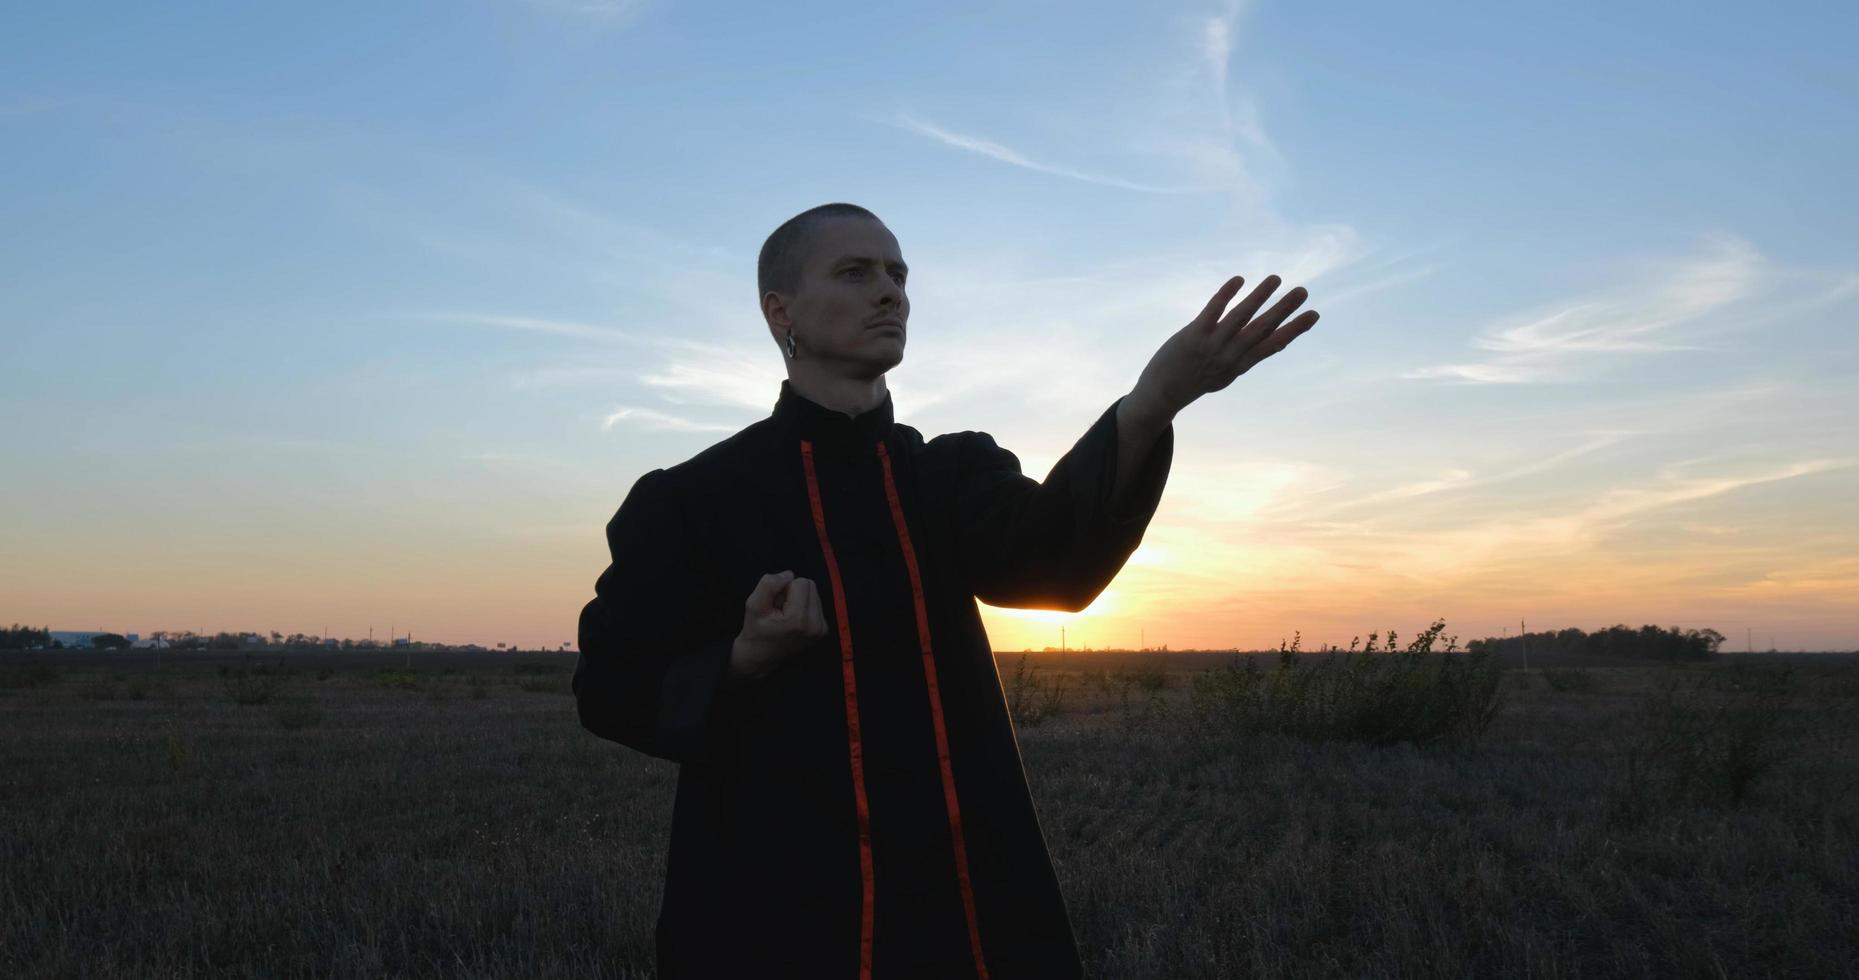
[
  {"xmin": 1119, "ymin": 663, "xmax": 1167, "ymax": 692},
  {"xmin": 273, "ymin": 698, "xmax": 324, "ymax": 730},
  {"xmin": 223, "ymin": 671, "xmax": 285, "ymax": 705},
  {"xmin": 1540, "ymin": 666, "xmax": 1600, "ymax": 693},
  {"xmin": 1006, "ymin": 653, "xmax": 1066, "ymax": 728},
  {"xmin": 374, "ymin": 669, "xmax": 422, "ymax": 690},
  {"xmin": 1615, "ymin": 664, "xmax": 1797, "ymax": 815},
  {"xmin": 1185, "ymin": 619, "xmax": 1503, "ymax": 747},
  {"xmin": 0, "ymin": 659, "xmax": 61, "ymax": 689}
]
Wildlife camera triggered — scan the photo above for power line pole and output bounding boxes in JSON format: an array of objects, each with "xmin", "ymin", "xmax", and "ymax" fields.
[{"xmin": 1520, "ymin": 618, "xmax": 1528, "ymax": 672}]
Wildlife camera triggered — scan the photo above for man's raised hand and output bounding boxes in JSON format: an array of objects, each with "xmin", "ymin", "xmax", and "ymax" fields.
[
  {"xmin": 1131, "ymin": 274, "xmax": 1320, "ymax": 418},
  {"xmin": 728, "ymin": 570, "xmax": 828, "ymax": 685}
]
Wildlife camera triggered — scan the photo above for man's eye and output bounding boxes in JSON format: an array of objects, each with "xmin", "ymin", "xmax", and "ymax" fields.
[{"xmin": 891, "ymin": 273, "xmax": 906, "ymax": 285}]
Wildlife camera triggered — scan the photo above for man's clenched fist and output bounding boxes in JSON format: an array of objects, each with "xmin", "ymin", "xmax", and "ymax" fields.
[{"xmin": 727, "ymin": 570, "xmax": 828, "ymax": 687}]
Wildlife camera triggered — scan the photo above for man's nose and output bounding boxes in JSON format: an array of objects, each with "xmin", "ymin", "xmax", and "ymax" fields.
[{"xmin": 874, "ymin": 278, "xmax": 903, "ymax": 308}]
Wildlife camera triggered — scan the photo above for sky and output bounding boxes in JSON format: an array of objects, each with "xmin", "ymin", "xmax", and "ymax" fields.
[{"xmin": 3, "ymin": 1, "xmax": 1856, "ymax": 653}]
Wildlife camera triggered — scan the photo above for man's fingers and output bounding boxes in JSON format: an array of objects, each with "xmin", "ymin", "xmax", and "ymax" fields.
[
  {"xmin": 747, "ymin": 570, "xmax": 795, "ymax": 614},
  {"xmin": 1214, "ymin": 275, "xmax": 1285, "ymax": 342},
  {"xmin": 802, "ymin": 578, "xmax": 826, "ymax": 635},
  {"xmin": 1218, "ymin": 284, "xmax": 1309, "ymax": 364},
  {"xmin": 770, "ymin": 571, "xmax": 797, "ymax": 611},
  {"xmin": 782, "ymin": 576, "xmax": 808, "ymax": 620},
  {"xmin": 1195, "ymin": 276, "xmax": 1244, "ymax": 331},
  {"xmin": 1233, "ymin": 309, "xmax": 1320, "ymax": 372},
  {"xmin": 745, "ymin": 575, "xmax": 772, "ymax": 613},
  {"xmin": 1253, "ymin": 286, "xmax": 1310, "ymax": 334}
]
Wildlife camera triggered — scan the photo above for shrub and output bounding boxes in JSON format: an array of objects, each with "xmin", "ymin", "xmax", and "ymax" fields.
[
  {"xmin": 1120, "ymin": 663, "xmax": 1168, "ymax": 692},
  {"xmin": 163, "ymin": 723, "xmax": 193, "ymax": 773},
  {"xmin": 273, "ymin": 698, "xmax": 324, "ymax": 730},
  {"xmin": 0, "ymin": 660, "xmax": 61, "ymax": 690},
  {"xmin": 1115, "ymin": 671, "xmax": 1168, "ymax": 737},
  {"xmin": 1077, "ymin": 667, "xmax": 1115, "ymax": 698},
  {"xmin": 1186, "ymin": 619, "xmax": 1503, "ymax": 747},
  {"xmin": 1006, "ymin": 653, "xmax": 1067, "ymax": 728},
  {"xmin": 1613, "ymin": 664, "xmax": 1797, "ymax": 817},
  {"xmin": 1540, "ymin": 666, "xmax": 1600, "ymax": 693},
  {"xmin": 374, "ymin": 669, "xmax": 422, "ymax": 691},
  {"xmin": 224, "ymin": 671, "xmax": 285, "ymax": 705}
]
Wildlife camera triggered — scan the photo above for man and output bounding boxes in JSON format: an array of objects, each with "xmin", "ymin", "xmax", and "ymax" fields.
[{"xmin": 574, "ymin": 202, "xmax": 1319, "ymax": 978}]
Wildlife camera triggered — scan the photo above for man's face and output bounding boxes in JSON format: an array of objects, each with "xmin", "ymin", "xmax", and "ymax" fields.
[{"xmin": 778, "ymin": 216, "xmax": 909, "ymax": 376}]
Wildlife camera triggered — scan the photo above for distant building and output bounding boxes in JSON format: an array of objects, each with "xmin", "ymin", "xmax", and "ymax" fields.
[{"xmin": 49, "ymin": 630, "xmax": 138, "ymax": 649}]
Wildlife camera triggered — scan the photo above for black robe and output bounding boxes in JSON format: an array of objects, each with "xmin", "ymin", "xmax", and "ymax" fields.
[{"xmin": 575, "ymin": 379, "xmax": 1173, "ymax": 979}]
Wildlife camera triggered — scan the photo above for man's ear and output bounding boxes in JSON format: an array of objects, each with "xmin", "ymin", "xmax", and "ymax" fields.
[{"xmin": 762, "ymin": 290, "xmax": 792, "ymax": 331}]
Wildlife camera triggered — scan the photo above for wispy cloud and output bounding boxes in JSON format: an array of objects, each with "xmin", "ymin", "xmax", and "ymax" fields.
[
  {"xmin": 522, "ymin": 0, "xmax": 650, "ymax": 23},
  {"xmin": 877, "ymin": 0, "xmax": 1281, "ymax": 208},
  {"xmin": 1320, "ymin": 261, "xmax": 1444, "ymax": 308},
  {"xmin": 1406, "ymin": 232, "xmax": 1765, "ymax": 384},
  {"xmin": 398, "ymin": 312, "xmax": 649, "ymax": 345},
  {"xmin": 633, "ymin": 339, "xmax": 783, "ymax": 412},
  {"xmin": 882, "ymin": 113, "xmax": 1208, "ymax": 194},
  {"xmin": 507, "ymin": 366, "xmax": 638, "ymax": 390},
  {"xmin": 1158, "ymin": 454, "xmax": 1857, "ymax": 613},
  {"xmin": 1130, "ymin": 0, "xmax": 1281, "ymax": 212},
  {"xmin": 600, "ymin": 405, "xmax": 740, "ymax": 433}
]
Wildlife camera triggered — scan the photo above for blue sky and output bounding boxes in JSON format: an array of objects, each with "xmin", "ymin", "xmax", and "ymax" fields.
[{"xmin": 3, "ymin": 0, "xmax": 1856, "ymax": 651}]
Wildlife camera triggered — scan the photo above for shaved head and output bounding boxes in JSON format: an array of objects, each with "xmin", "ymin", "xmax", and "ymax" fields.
[{"xmin": 758, "ymin": 202, "xmax": 883, "ymax": 301}]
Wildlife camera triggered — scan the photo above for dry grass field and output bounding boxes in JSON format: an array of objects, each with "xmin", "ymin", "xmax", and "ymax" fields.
[{"xmin": 3, "ymin": 648, "xmax": 1856, "ymax": 978}]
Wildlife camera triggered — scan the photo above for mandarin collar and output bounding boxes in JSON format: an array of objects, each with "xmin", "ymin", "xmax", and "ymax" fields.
[{"xmin": 771, "ymin": 379, "xmax": 895, "ymax": 450}]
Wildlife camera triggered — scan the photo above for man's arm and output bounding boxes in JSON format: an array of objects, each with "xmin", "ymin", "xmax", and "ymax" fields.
[
  {"xmin": 1112, "ymin": 387, "xmax": 1175, "ymax": 522},
  {"xmin": 951, "ymin": 272, "xmax": 1319, "ymax": 610},
  {"xmin": 574, "ymin": 468, "xmax": 744, "ymax": 766},
  {"xmin": 951, "ymin": 396, "xmax": 1174, "ymax": 612}
]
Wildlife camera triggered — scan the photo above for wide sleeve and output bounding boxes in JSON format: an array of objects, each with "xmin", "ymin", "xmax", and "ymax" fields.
[
  {"xmin": 573, "ymin": 467, "xmax": 744, "ymax": 766},
  {"xmin": 955, "ymin": 393, "xmax": 1173, "ymax": 611}
]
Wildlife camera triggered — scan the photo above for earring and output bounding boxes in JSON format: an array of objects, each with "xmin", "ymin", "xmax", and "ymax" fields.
[{"xmin": 786, "ymin": 333, "xmax": 797, "ymax": 359}]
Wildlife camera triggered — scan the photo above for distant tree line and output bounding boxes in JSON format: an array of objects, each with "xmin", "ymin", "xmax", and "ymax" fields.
[
  {"xmin": 3, "ymin": 624, "xmax": 51, "ymax": 649},
  {"xmin": 1467, "ymin": 624, "xmax": 1725, "ymax": 662}
]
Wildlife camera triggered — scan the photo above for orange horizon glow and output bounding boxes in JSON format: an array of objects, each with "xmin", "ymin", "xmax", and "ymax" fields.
[{"xmin": 8, "ymin": 453, "xmax": 1855, "ymax": 654}]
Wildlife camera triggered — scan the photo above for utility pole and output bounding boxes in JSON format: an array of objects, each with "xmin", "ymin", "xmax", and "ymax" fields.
[
  {"xmin": 1061, "ymin": 626, "xmax": 1066, "ymax": 654},
  {"xmin": 1520, "ymin": 618, "xmax": 1528, "ymax": 672},
  {"xmin": 1747, "ymin": 627, "xmax": 1753, "ymax": 654}
]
